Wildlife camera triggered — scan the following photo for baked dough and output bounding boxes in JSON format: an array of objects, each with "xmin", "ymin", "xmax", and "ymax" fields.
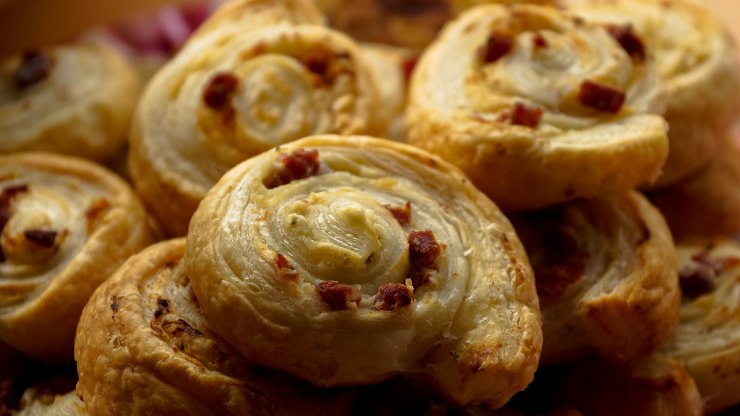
[
  {"xmin": 0, "ymin": 153, "xmax": 153, "ymax": 362},
  {"xmin": 406, "ymin": 4, "xmax": 668, "ymax": 212},
  {"xmin": 508, "ymin": 191, "xmax": 680, "ymax": 365},
  {"xmin": 565, "ymin": 0, "xmax": 740, "ymax": 188},
  {"xmin": 75, "ymin": 238, "xmax": 354, "ymax": 416},
  {"xmin": 359, "ymin": 43, "xmax": 415, "ymax": 141},
  {"xmin": 649, "ymin": 140, "xmax": 740, "ymax": 242},
  {"xmin": 314, "ymin": 0, "xmax": 555, "ymax": 50},
  {"xmin": 12, "ymin": 375, "xmax": 86, "ymax": 416},
  {"xmin": 661, "ymin": 240, "xmax": 740, "ymax": 414},
  {"xmin": 539, "ymin": 355, "xmax": 702, "ymax": 416},
  {"xmin": 129, "ymin": 0, "xmax": 381, "ymax": 237},
  {"xmin": 185, "ymin": 135, "xmax": 542, "ymax": 408},
  {"xmin": 0, "ymin": 42, "xmax": 140, "ymax": 163}
]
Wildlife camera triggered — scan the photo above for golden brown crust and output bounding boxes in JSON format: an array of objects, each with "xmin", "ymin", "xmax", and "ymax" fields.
[
  {"xmin": 185, "ymin": 134, "xmax": 542, "ymax": 408},
  {"xmin": 661, "ymin": 240, "xmax": 740, "ymax": 414},
  {"xmin": 0, "ymin": 42, "xmax": 140, "ymax": 163},
  {"xmin": 129, "ymin": 0, "xmax": 381, "ymax": 237},
  {"xmin": 315, "ymin": 0, "xmax": 556, "ymax": 50},
  {"xmin": 0, "ymin": 153, "xmax": 153, "ymax": 362},
  {"xmin": 509, "ymin": 191, "xmax": 680, "ymax": 365},
  {"xmin": 406, "ymin": 4, "xmax": 668, "ymax": 212},
  {"xmin": 648, "ymin": 141, "xmax": 740, "ymax": 242},
  {"xmin": 75, "ymin": 238, "xmax": 354, "ymax": 416},
  {"xmin": 565, "ymin": 0, "xmax": 740, "ymax": 188}
]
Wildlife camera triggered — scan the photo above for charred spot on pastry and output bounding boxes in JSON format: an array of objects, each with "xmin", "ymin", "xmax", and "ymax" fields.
[
  {"xmin": 384, "ymin": 202, "xmax": 411, "ymax": 227},
  {"xmin": 578, "ymin": 80, "xmax": 625, "ymax": 113},
  {"xmin": 316, "ymin": 281, "xmax": 360, "ymax": 311},
  {"xmin": 154, "ymin": 298, "xmax": 171, "ymax": 318},
  {"xmin": 478, "ymin": 31, "xmax": 513, "ymax": 64},
  {"xmin": 85, "ymin": 199, "xmax": 111, "ymax": 234},
  {"xmin": 110, "ymin": 296, "xmax": 120, "ymax": 312},
  {"xmin": 508, "ymin": 102, "xmax": 543, "ymax": 128},
  {"xmin": 372, "ymin": 283, "xmax": 413, "ymax": 311},
  {"xmin": 606, "ymin": 24, "xmax": 645, "ymax": 61},
  {"xmin": 408, "ymin": 230, "xmax": 440, "ymax": 269},
  {"xmin": 203, "ymin": 72, "xmax": 239, "ymax": 109},
  {"xmin": 302, "ymin": 52, "xmax": 329, "ymax": 77},
  {"xmin": 163, "ymin": 319, "xmax": 203, "ymax": 338},
  {"xmin": 14, "ymin": 50, "xmax": 54, "ymax": 90},
  {"xmin": 23, "ymin": 229, "xmax": 58, "ymax": 248},
  {"xmin": 263, "ymin": 149, "xmax": 320, "ymax": 189},
  {"xmin": 275, "ymin": 253, "xmax": 300, "ymax": 280},
  {"xmin": 0, "ymin": 185, "xmax": 28, "ymax": 230}
]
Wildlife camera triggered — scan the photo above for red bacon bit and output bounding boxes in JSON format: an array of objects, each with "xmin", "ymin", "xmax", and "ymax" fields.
[
  {"xmin": 14, "ymin": 51, "xmax": 54, "ymax": 89},
  {"xmin": 509, "ymin": 102, "xmax": 543, "ymax": 128},
  {"xmin": 677, "ymin": 251, "xmax": 740, "ymax": 300},
  {"xmin": 203, "ymin": 72, "xmax": 239, "ymax": 109},
  {"xmin": 302, "ymin": 53, "xmax": 329, "ymax": 76},
  {"xmin": 316, "ymin": 281, "xmax": 360, "ymax": 311},
  {"xmin": 577, "ymin": 80, "xmax": 625, "ymax": 114},
  {"xmin": 606, "ymin": 24, "xmax": 645, "ymax": 61},
  {"xmin": 478, "ymin": 31, "xmax": 513, "ymax": 64},
  {"xmin": 384, "ymin": 202, "xmax": 411, "ymax": 227},
  {"xmin": 408, "ymin": 230, "xmax": 440, "ymax": 269},
  {"xmin": 402, "ymin": 54, "xmax": 419, "ymax": 86},
  {"xmin": 275, "ymin": 253, "xmax": 300, "ymax": 280},
  {"xmin": 263, "ymin": 149, "xmax": 320, "ymax": 189},
  {"xmin": 23, "ymin": 229, "xmax": 57, "ymax": 248},
  {"xmin": 535, "ymin": 263, "xmax": 584, "ymax": 301},
  {"xmin": 372, "ymin": 283, "xmax": 413, "ymax": 311},
  {"xmin": 533, "ymin": 32, "xmax": 548, "ymax": 49}
]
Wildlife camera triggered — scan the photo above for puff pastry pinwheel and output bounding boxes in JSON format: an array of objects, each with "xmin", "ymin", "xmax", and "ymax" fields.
[
  {"xmin": 649, "ymin": 141, "xmax": 740, "ymax": 242},
  {"xmin": 660, "ymin": 240, "xmax": 740, "ymax": 414},
  {"xmin": 314, "ymin": 0, "xmax": 555, "ymax": 50},
  {"xmin": 565, "ymin": 0, "xmax": 740, "ymax": 188},
  {"xmin": 0, "ymin": 153, "xmax": 153, "ymax": 362},
  {"xmin": 10, "ymin": 375, "xmax": 86, "ymax": 416},
  {"xmin": 406, "ymin": 4, "xmax": 668, "ymax": 212},
  {"xmin": 359, "ymin": 43, "xmax": 416, "ymax": 141},
  {"xmin": 130, "ymin": 0, "xmax": 381, "ymax": 237},
  {"xmin": 0, "ymin": 43, "xmax": 140, "ymax": 162},
  {"xmin": 508, "ymin": 191, "xmax": 680, "ymax": 366},
  {"xmin": 185, "ymin": 135, "xmax": 542, "ymax": 408},
  {"xmin": 75, "ymin": 238, "xmax": 354, "ymax": 416}
]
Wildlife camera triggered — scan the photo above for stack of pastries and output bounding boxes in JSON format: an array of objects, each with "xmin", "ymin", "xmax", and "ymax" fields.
[{"xmin": 1, "ymin": 0, "xmax": 739, "ymax": 414}]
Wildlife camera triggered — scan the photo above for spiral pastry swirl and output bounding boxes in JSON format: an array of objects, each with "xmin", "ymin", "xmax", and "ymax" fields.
[
  {"xmin": 566, "ymin": 0, "xmax": 740, "ymax": 188},
  {"xmin": 0, "ymin": 153, "xmax": 153, "ymax": 362},
  {"xmin": 509, "ymin": 191, "xmax": 680, "ymax": 366},
  {"xmin": 130, "ymin": 0, "xmax": 381, "ymax": 237},
  {"xmin": 75, "ymin": 239, "xmax": 354, "ymax": 416},
  {"xmin": 0, "ymin": 43, "xmax": 140, "ymax": 162},
  {"xmin": 660, "ymin": 240, "xmax": 740, "ymax": 414},
  {"xmin": 406, "ymin": 4, "xmax": 668, "ymax": 212},
  {"xmin": 185, "ymin": 135, "xmax": 542, "ymax": 407}
]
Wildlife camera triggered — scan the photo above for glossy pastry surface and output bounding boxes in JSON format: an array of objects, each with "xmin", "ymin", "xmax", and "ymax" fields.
[
  {"xmin": 75, "ymin": 238, "xmax": 354, "ymax": 416},
  {"xmin": 185, "ymin": 134, "xmax": 542, "ymax": 408},
  {"xmin": 406, "ymin": 4, "xmax": 668, "ymax": 211}
]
